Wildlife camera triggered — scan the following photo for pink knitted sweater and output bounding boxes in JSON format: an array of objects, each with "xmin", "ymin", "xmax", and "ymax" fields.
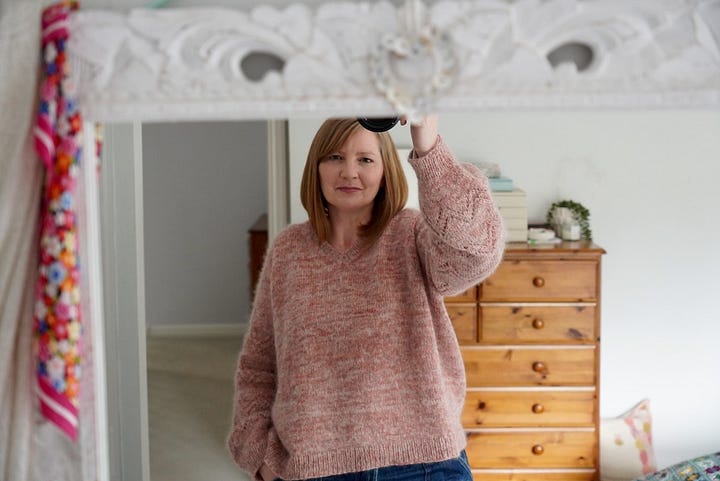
[{"xmin": 228, "ymin": 137, "xmax": 505, "ymax": 480}]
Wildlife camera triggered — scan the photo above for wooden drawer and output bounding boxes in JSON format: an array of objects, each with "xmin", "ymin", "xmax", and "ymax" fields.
[
  {"xmin": 463, "ymin": 347, "xmax": 596, "ymax": 387},
  {"xmin": 480, "ymin": 305, "xmax": 596, "ymax": 344},
  {"xmin": 445, "ymin": 286, "xmax": 478, "ymax": 302},
  {"xmin": 462, "ymin": 390, "xmax": 595, "ymax": 428},
  {"xmin": 480, "ymin": 261, "xmax": 597, "ymax": 301},
  {"xmin": 466, "ymin": 430, "xmax": 596, "ymax": 468},
  {"xmin": 448, "ymin": 305, "xmax": 477, "ymax": 344},
  {"xmin": 471, "ymin": 471, "xmax": 596, "ymax": 481}
]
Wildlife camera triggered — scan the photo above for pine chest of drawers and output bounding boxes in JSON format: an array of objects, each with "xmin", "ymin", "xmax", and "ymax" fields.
[{"xmin": 445, "ymin": 241, "xmax": 605, "ymax": 481}]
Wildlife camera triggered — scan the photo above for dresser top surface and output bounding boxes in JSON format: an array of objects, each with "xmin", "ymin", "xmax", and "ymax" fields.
[{"xmin": 504, "ymin": 240, "xmax": 606, "ymax": 257}]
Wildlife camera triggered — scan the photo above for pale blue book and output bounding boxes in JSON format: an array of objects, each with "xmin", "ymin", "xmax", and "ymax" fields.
[{"xmin": 489, "ymin": 177, "xmax": 514, "ymax": 192}]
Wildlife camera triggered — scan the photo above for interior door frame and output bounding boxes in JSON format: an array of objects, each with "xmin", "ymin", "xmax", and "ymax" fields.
[{"xmin": 95, "ymin": 120, "xmax": 287, "ymax": 481}]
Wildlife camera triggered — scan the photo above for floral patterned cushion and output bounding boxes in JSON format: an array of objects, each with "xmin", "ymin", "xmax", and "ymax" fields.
[
  {"xmin": 634, "ymin": 452, "xmax": 720, "ymax": 481},
  {"xmin": 601, "ymin": 399, "xmax": 656, "ymax": 481}
]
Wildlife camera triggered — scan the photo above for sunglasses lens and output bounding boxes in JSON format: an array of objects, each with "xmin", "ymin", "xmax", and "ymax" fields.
[{"xmin": 357, "ymin": 117, "xmax": 399, "ymax": 132}]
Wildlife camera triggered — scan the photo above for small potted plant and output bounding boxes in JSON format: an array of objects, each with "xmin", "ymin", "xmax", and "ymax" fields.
[{"xmin": 546, "ymin": 200, "xmax": 592, "ymax": 241}]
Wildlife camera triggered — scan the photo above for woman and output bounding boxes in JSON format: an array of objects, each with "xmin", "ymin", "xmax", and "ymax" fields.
[{"xmin": 228, "ymin": 115, "xmax": 505, "ymax": 481}]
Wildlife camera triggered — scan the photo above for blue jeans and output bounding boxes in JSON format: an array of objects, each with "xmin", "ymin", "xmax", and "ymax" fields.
[{"xmin": 276, "ymin": 450, "xmax": 472, "ymax": 481}]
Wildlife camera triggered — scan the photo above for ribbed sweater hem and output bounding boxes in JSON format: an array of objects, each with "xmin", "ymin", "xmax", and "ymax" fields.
[{"xmin": 270, "ymin": 429, "xmax": 468, "ymax": 479}]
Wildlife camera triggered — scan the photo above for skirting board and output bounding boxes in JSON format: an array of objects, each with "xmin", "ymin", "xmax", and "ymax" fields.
[{"xmin": 146, "ymin": 323, "xmax": 247, "ymax": 338}]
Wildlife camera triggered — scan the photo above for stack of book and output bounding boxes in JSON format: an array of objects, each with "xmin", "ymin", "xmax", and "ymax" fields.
[
  {"xmin": 490, "ymin": 188, "xmax": 528, "ymax": 242},
  {"xmin": 488, "ymin": 176, "xmax": 514, "ymax": 192}
]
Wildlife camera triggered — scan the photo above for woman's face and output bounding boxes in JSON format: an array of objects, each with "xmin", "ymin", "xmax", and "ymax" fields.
[{"xmin": 319, "ymin": 128, "xmax": 385, "ymax": 220}]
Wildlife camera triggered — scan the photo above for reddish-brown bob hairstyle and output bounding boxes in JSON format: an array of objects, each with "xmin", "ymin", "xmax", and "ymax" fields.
[{"xmin": 300, "ymin": 118, "xmax": 408, "ymax": 245}]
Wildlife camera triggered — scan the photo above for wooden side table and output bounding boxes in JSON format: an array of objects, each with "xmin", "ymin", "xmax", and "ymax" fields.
[{"xmin": 248, "ymin": 213, "xmax": 268, "ymax": 302}]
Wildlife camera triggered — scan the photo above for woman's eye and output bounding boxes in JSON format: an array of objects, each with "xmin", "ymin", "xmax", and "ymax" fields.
[
  {"xmin": 326, "ymin": 154, "xmax": 342, "ymax": 161},
  {"xmin": 360, "ymin": 157, "xmax": 374, "ymax": 163}
]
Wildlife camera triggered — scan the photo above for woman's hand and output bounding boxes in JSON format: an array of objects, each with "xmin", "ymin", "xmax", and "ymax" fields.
[
  {"xmin": 401, "ymin": 114, "xmax": 439, "ymax": 157},
  {"xmin": 259, "ymin": 462, "xmax": 277, "ymax": 481}
]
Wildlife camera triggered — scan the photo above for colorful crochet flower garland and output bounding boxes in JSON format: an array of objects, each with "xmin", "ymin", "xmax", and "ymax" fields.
[{"xmin": 33, "ymin": 0, "xmax": 83, "ymax": 441}]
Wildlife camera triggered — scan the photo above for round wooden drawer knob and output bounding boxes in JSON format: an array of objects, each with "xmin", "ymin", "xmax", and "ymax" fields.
[
  {"xmin": 532, "ymin": 276, "xmax": 545, "ymax": 287},
  {"xmin": 532, "ymin": 403, "xmax": 544, "ymax": 414},
  {"xmin": 532, "ymin": 444, "xmax": 545, "ymax": 455},
  {"xmin": 532, "ymin": 361, "xmax": 546, "ymax": 373},
  {"xmin": 532, "ymin": 318, "xmax": 545, "ymax": 329}
]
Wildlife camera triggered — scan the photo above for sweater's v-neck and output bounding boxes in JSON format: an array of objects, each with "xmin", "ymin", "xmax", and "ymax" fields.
[{"xmin": 319, "ymin": 239, "xmax": 364, "ymax": 263}]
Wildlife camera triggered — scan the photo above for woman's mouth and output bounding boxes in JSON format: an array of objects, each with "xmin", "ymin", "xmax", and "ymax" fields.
[{"xmin": 337, "ymin": 187, "xmax": 361, "ymax": 193}]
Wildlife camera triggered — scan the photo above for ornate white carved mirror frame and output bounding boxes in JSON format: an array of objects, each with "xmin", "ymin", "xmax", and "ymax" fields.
[
  {"xmin": 70, "ymin": 0, "xmax": 719, "ymax": 122},
  {"xmin": 67, "ymin": 1, "xmax": 719, "ymax": 480}
]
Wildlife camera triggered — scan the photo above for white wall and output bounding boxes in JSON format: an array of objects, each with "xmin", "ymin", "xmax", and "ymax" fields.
[
  {"xmin": 288, "ymin": 111, "xmax": 720, "ymax": 468},
  {"xmin": 142, "ymin": 121, "xmax": 268, "ymax": 327}
]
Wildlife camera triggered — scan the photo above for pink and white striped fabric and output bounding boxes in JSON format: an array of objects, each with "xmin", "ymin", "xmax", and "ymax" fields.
[{"xmin": 32, "ymin": 0, "xmax": 83, "ymax": 441}]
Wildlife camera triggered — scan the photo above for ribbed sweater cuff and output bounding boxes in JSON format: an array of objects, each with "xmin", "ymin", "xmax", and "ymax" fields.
[
  {"xmin": 227, "ymin": 423, "xmax": 268, "ymax": 481},
  {"xmin": 408, "ymin": 136, "xmax": 456, "ymax": 183}
]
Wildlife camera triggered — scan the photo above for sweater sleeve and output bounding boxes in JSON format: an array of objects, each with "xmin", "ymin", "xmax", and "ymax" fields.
[
  {"xmin": 409, "ymin": 136, "xmax": 506, "ymax": 296},
  {"xmin": 227, "ymin": 245, "xmax": 277, "ymax": 481}
]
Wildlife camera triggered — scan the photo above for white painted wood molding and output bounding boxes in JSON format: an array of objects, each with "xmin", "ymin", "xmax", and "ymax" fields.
[{"xmin": 67, "ymin": 0, "xmax": 720, "ymax": 123}]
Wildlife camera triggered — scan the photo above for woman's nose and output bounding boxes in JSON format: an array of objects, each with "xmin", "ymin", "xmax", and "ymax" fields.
[{"xmin": 340, "ymin": 160, "xmax": 358, "ymax": 178}]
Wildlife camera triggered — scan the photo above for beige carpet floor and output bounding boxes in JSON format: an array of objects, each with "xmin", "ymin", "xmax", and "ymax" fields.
[{"xmin": 147, "ymin": 334, "xmax": 251, "ymax": 481}]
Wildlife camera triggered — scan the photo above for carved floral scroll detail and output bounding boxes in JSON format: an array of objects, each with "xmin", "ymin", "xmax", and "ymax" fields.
[{"xmin": 369, "ymin": 1, "xmax": 459, "ymax": 122}]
